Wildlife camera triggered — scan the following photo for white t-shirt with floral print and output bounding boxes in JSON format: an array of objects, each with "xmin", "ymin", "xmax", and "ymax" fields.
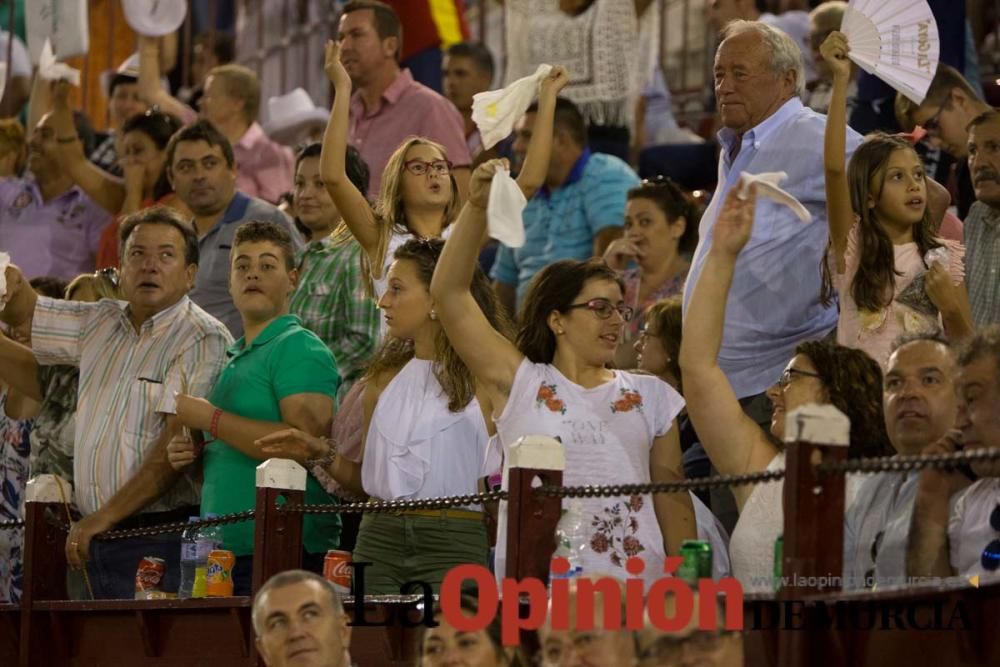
[{"xmin": 494, "ymin": 359, "xmax": 685, "ymax": 587}]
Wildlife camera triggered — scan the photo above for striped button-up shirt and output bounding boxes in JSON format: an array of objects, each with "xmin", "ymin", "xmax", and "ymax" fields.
[
  {"xmin": 290, "ymin": 235, "xmax": 378, "ymax": 401},
  {"xmin": 964, "ymin": 201, "xmax": 1000, "ymax": 327},
  {"xmin": 31, "ymin": 296, "xmax": 232, "ymax": 515}
]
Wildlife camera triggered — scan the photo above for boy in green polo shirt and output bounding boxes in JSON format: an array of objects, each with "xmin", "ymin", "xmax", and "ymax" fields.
[{"xmin": 169, "ymin": 221, "xmax": 340, "ymax": 595}]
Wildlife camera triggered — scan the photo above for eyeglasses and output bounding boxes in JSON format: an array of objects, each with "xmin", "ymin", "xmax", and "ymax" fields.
[
  {"xmin": 864, "ymin": 529, "xmax": 885, "ymax": 588},
  {"xmin": 921, "ymin": 97, "xmax": 949, "ymax": 134},
  {"xmin": 565, "ymin": 298, "xmax": 634, "ymax": 321},
  {"xmin": 777, "ymin": 367, "xmax": 823, "ymax": 389},
  {"xmin": 96, "ymin": 267, "xmax": 120, "ymax": 288},
  {"xmin": 404, "ymin": 159, "xmax": 452, "ymax": 176},
  {"xmin": 981, "ymin": 504, "xmax": 1000, "ymax": 571}
]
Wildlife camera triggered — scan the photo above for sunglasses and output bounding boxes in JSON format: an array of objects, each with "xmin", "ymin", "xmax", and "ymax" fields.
[
  {"xmin": 982, "ymin": 504, "xmax": 1000, "ymax": 571},
  {"xmin": 564, "ymin": 298, "xmax": 634, "ymax": 321},
  {"xmin": 96, "ymin": 267, "xmax": 120, "ymax": 288}
]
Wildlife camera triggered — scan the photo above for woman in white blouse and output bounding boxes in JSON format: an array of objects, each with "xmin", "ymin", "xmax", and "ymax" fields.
[{"xmin": 257, "ymin": 238, "xmax": 512, "ymax": 594}]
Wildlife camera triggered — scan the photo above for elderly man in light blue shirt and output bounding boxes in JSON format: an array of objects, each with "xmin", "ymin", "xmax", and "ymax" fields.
[{"xmin": 683, "ymin": 20, "xmax": 862, "ymax": 405}]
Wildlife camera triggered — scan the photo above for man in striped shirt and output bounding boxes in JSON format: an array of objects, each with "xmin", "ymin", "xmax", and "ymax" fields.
[{"xmin": 1, "ymin": 207, "xmax": 232, "ymax": 599}]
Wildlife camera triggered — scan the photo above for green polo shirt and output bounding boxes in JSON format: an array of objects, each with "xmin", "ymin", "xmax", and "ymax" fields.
[{"xmin": 201, "ymin": 315, "xmax": 341, "ymax": 556}]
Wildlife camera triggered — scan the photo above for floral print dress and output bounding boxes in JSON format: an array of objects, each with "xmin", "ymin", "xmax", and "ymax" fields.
[
  {"xmin": 0, "ymin": 390, "xmax": 33, "ymax": 603},
  {"xmin": 494, "ymin": 359, "xmax": 685, "ymax": 587}
]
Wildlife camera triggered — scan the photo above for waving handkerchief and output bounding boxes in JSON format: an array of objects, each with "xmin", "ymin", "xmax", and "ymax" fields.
[
  {"xmin": 487, "ymin": 168, "xmax": 527, "ymax": 248},
  {"xmin": 737, "ymin": 171, "xmax": 811, "ymax": 223},
  {"xmin": 39, "ymin": 39, "xmax": 81, "ymax": 86},
  {"xmin": 472, "ymin": 64, "xmax": 552, "ymax": 151}
]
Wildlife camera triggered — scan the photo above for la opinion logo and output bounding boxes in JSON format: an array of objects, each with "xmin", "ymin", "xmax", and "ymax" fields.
[{"xmin": 433, "ymin": 557, "xmax": 745, "ymax": 645}]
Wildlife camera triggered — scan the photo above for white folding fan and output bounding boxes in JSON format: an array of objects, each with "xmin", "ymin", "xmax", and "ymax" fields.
[{"xmin": 841, "ymin": 0, "xmax": 939, "ymax": 104}]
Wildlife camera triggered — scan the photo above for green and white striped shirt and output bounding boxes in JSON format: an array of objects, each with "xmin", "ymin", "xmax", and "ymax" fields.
[
  {"xmin": 31, "ymin": 296, "xmax": 232, "ymax": 515},
  {"xmin": 290, "ymin": 236, "xmax": 378, "ymax": 401}
]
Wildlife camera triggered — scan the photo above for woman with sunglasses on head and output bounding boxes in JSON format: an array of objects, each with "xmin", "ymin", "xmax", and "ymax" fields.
[
  {"xmin": 46, "ymin": 80, "xmax": 187, "ymax": 269},
  {"xmin": 604, "ymin": 178, "xmax": 699, "ymax": 368},
  {"xmin": 256, "ymin": 238, "xmax": 513, "ymax": 594},
  {"xmin": 679, "ymin": 186, "xmax": 893, "ymax": 592},
  {"xmin": 320, "ymin": 40, "xmax": 569, "ymax": 320},
  {"xmin": 431, "ymin": 160, "xmax": 696, "ymax": 586}
]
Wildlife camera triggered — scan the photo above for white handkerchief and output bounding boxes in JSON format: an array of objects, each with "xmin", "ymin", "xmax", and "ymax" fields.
[
  {"xmin": 737, "ymin": 171, "xmax": 812, "ymax": 223},
  {"xmin": 487, "ymin": 168, "xmax": 527, "ymax": 248},
  {"xmin": 39, "ymin": 38, "xmax": 81, "ymax": 86},
  {"xmin": 472, "ymin": 64, "xmax": 552, "ymax": 151}
]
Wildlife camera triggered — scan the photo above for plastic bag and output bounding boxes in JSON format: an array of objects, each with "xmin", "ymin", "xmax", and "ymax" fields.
[
  {"xmin": 487, "ymin": 168, "xmax": 527, "ymax": 248},
  {"xmin": 472, "ymin": 64, "xmax": 552, "ymax": 151}
]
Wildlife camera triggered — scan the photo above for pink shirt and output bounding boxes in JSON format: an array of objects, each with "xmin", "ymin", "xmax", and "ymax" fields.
[
  {"xmin": 837, "ymin": 224, "xmax": 966, "ymax": 368},
  {"xmin": 232, "ymin": 122, "xmax": 295, "ymax": 204},
  {"xmin": 349, "ymin": 69, "xmax": 471, "ymax": 197}
]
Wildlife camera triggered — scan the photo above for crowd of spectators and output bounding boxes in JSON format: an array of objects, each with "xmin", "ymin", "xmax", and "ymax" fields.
[{"xmin": 1, "ymin": 1, "xmax": 1000, "ymax": 665}]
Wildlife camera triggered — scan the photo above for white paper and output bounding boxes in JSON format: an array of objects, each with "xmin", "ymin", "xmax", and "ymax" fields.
[
  {"xmin": 737, "ymin": 172, "xmax": 812, "ymax": 223},
  {"xmin": 472, "ymin": 64, "xmax": 552, "ymax": 151},
  {"xmin": 26, "ymin": 0, "xmax": 89, "ymax": 65},
  {"xmin": 487, "ymin": 168, "xmax": 528, "ymax": 248},
  {"xmin": 38, "ymin": 39, "xmax": 81, "ymax": 86}
]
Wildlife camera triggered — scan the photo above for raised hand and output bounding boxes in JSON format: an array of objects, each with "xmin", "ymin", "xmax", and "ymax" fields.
[
  {"xmin": 324, "ymin": 40, "xmax": 350, "ymax": 87},
  {"xmin": 819, "ymin": 31, "xmax": 852, "ymax": 81},
  {"xmin": 924, "ymin": 260, "xmax": 959, "ymax": 316},
  {"xmin": 468, "ymin": 158, "xmax": 509, "ymax": 209},
  {"xmin": 540, "ymin": 65, "xmax": 571, "ymax": 99},
  {"xmin": 710, "ymin": 184, "xmax": 758, "ymax": 258},
  {"xmin": 602, "ymin": 238, "xmax": 643, "ymax": 272}
]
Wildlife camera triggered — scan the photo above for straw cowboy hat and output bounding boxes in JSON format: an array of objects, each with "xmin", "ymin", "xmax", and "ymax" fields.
[{"xmin": 264, "ymin": 88, "xmax": 330, "ymax": 146}]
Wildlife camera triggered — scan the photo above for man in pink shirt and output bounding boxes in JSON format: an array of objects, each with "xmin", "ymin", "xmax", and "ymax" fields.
[
  {"xmin": 338, "ymin": 0, "xmax": 471, "ymax": 198},
  {"xmin": 199, "ymin": 64, "xmax": 296, "ymax": 204}
]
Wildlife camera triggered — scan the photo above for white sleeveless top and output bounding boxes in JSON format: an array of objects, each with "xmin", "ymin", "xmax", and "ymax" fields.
[
  {"xmin": 494, "ymin": 359, "xmax": 685, "ymax": 587},
  {"xmin": 362, "ymin": 358, "xmax": 490, "ymax": 508},
  {"xmin": 730, "ymin": 452, "xmax": 863, "ymax": 592}
]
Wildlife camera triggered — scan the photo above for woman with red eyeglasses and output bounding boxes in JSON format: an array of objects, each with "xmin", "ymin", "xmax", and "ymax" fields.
[
  {"xmin": 320, "ymin": 40, "xmax": 569, "ymax": 333},
  {"xmin": 431, "ymin": 160, "xmax": 696, "ymax": 587}
]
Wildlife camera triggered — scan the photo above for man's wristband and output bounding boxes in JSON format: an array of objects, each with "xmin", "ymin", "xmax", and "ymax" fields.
[{"xmin": 209, "ymin": 408, "xmax": 223, "ymax": 440}]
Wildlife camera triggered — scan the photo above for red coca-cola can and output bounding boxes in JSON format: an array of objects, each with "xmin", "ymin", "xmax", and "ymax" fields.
[
  {"xmin": 135, "ymin": 556, "xmax": 166, "ymax": 599},
  {"xmin": 323, "ymin": 550, "xmax": 352, "ymax": 594}
]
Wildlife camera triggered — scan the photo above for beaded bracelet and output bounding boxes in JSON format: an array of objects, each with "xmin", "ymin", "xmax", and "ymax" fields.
[{"xmin": 306, "ymin": 438, "xmax": 338, "ymax": 468}]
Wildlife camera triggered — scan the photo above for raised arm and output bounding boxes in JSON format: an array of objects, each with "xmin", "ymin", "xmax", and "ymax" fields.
[
  {"xmin": 820, "ymin": 31, "xmax": 856, "ymax": 272},
  {"xmin": 319, "ymin": 41, "xmax": 379, "ymax": 263},
  {"xmin": 0, "ymin": 265, "xmax": 39, "ymax": 339},
  {"xmin": 678, "ymin": 187, "xmax": 777, "ymax": 510},
  {"xmin": 515, "ymin": 66, "xmax": 569, "ymax": 199},
  {"xmin": 137, "ymin": 35, "xmax": 193, "ymax": 122},
  {"xmin": 430, "ymin": 160, "xmax": 524, "ymax": 413},
  {"xmin": 48, "ymin": 81, "xmax": 128, "ymax": 215}
]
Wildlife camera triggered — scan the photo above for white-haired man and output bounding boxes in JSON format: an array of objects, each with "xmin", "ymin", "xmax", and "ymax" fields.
[{"xmin": 682, "ymin": 21, "xmax": 861, "ymax": 529}]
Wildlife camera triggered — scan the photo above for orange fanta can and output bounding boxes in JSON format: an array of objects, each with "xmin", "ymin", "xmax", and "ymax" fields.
[{"xmin": 205, "ymin": 549, "xmax": 235, "ymax": 596}]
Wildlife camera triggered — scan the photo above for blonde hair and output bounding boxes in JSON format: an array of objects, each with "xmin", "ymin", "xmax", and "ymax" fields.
[
  {"xmin": 207, "ymin": 63, "xmax": 261, "ymax": 123},
  {"xmin": 66, "ymin": 270, "xmax": 122, "ymax": 302},
  {"xmin": 367, "ymin": 137, "xmax": 460, "ymax": 290}
]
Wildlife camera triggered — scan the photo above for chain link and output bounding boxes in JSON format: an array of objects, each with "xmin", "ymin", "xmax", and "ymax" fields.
[
  {"xmin": 817, "ymin": 446, "xmax": 1000, "ymax": 475},
  {"xmin": 281, "ymin": 489, "xmax": 509, "ymax": 515},
  {"xmin": 536, "ymin": 468, "xmax": 787, "ymax": 499},
  {"xmin": 0, "ymin": 519, "xmax": 24, "ymax": 530}
]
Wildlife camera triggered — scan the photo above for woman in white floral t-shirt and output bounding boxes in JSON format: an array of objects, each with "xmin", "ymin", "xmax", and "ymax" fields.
[{"xmin": 431, "ymin": 161, "xmax": 696, "ymax": 586}]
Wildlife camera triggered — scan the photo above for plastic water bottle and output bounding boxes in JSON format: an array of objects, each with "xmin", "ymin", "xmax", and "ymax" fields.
[
  {"xmin": 192, "ymin": 514, "xmax": 222, "ymax": 599},
  {"xmin": 178, "ymin": 516, "xmax": 201, "ymax": 599},
  {"xmin": 551, "ymin": 500, "xmax": 587, "ymax": 580}
]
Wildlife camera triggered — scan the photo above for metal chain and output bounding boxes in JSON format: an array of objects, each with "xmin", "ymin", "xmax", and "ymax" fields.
[
  {"xmin": 44, "ymin": 510, "xmax": 256, "ymax": 541},
  {"xmin": 536, "ymin": 468, "xmax": 787, "ymax": 499},
  {"xmin": 0, "ymin": 519, "xmax": 24, "ymax": 530},
  {"xmin": 281, "ymin": 489, "xmax": 509, "ymax": 515},
  {"xmin": 818, "ymin": 447, "xmax": 1000, "ymax": 475}
]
